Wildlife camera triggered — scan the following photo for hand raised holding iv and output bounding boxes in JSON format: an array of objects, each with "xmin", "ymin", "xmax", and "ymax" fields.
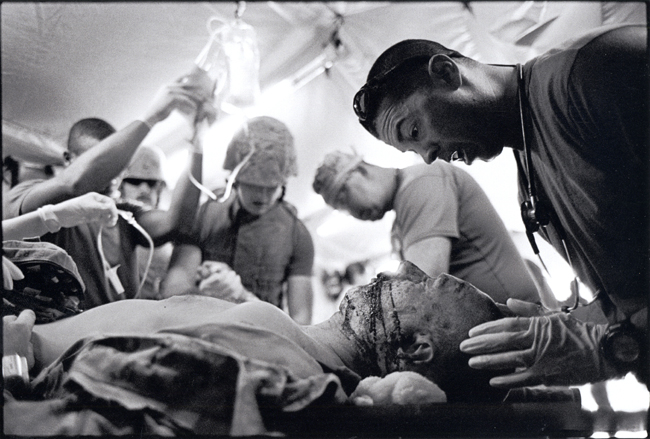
[
  {"xmin": 141, "ymin": 79, "xmax": 207, "ymax": 128},
  {"xmin": 459, "ymin": 298, "xmax": 619, "ymax": 387}
]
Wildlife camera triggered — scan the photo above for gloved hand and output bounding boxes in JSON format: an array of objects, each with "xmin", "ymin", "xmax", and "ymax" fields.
[
  {"xmin": 3, "ymin": 309, "xmax": 36, "ymax": 369},
  {"xmin": 46, "ymin": 192, "xmax": 118, "ymax": 229},
  {"xmin": 2, "ymin": 256, "xmax": 24, "ymax": 290},
  {"xmin": 196, "ymin": 261, "xmax": 259, "ymax": 303},
  {"xmin": 459, "ymin": 299, "xmax": 619, "ymax": 388}
]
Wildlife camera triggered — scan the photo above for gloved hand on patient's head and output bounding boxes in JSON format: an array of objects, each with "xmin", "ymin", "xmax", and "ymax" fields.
[
  {"xmin": 459, "ymin": 299, "xmax": 620, "ymax": 388},
  {"xmin": 196, "ymin": 261, "xmax": 259, "ymax": 303}
]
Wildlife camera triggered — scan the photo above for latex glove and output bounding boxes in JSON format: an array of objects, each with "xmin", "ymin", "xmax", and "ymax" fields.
[
  {"xmin": 196, "ymin": 261, "xmax": 259, "ymax": 303},
  {"xmin": 3, "ymin": 310, "xmax": 36, "ymax": 369},
  {"xmin": 2, "ymin": 256, "xmax": 24, "ymax": 290},
  {"xmin": 459, "ymin": 299, "xmax": 618, "ymax": 388},
  {"xmin": 49, "ymin": 192, "xmax": 118, "ymax": 229},
  {"xmin": 141, "ymin": 79, "xmax": 206, "ymax": 127}
]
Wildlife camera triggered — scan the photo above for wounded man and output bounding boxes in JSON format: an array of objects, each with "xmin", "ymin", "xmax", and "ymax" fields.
[{"xmin": 5, "ymin": 261, "xmax": 574, "ymax": 436}]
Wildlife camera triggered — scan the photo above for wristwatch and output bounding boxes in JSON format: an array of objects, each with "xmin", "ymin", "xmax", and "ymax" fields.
[
  {"xmin": 600, "ymin": 320, "xmax": 643, "ymax": 374},
  {"xmin": 3, "ymin": 353, "xmax": 30, "ymax": 392}
]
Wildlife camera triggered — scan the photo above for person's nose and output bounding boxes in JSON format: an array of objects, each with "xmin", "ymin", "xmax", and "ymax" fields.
[
  {"xmin": 414, "ymin": 144, "xmax": 438, "ymax": 164},
  {"xmin": 260, "ymin": 187, "xmax": 276, "ymax": 201}
]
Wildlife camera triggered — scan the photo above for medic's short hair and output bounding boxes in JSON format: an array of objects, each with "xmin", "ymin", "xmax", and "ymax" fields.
[{"xmin": 354, "ymin": 39, "xmax": 464, "ymax": 138}]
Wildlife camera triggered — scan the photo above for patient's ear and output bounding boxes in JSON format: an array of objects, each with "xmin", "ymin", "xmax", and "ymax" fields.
[{"xmin": 398, "ymin": 333, "xmax": 434, "ymax": 364}]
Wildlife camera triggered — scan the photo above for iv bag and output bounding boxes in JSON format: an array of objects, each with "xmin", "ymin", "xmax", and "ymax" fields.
[
  {"xmin": 219, "ymin": 18, "xmax": 261, "ymax": 111},
  {"xmin": 187, "ymin": 19, "xmax": 228, "ymax": 101},
  {"xmin": 184, "ymin": 15, "xmax": 261, "ymax": 115}
]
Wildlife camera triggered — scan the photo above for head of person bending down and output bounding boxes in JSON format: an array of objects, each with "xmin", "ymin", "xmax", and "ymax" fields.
[
  {"xmin": 354, "ymin": 39, "xmax": 518, "ymax": 165},
  {"xmin": 327, "ymin": 260, "xmax": 510, "ymax": 403},
  {"xmin": 223, "ymin": 116, "xmax": 298, "ymax": 216},
  {"xmin": 312, "ymin": 151, "xmax": 397, "ymax": 222}
]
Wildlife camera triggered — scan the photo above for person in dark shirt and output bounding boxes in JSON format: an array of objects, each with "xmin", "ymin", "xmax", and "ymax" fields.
[
  {"xmin": 352, "ymin": 25, "xmax": 648, "ymax": 387},
  {"xmin": 162, "ymin": 116, "xmax": 314, "ymax": 324}
]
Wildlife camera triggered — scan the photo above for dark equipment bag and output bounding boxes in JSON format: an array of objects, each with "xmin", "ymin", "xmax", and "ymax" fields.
[{"xmin": 3, "ymin": 240, "xmax": 85, "ymax": 323}]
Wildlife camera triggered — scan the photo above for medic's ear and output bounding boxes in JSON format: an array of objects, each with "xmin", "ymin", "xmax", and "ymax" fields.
[
  {"xmin": 397, "ymin": 333, "xmax": 434, "ymax": 364},
  {"xmin": 427, "ymin": 54, "xmax": 461, "ymax": 90}
]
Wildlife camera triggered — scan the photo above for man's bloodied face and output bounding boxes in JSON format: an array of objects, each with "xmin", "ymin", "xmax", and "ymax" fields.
[{"xmin": 338, "ymin": 260, "xmax": 508, "ymax": 402}]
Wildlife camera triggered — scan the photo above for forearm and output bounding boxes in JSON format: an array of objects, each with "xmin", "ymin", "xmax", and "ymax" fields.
[
  {"xmin": 160, "ymin": 268, "xmax": 199, "ymax": 298},
  {"xmin": 403, "ymin": 237, "xmax": 451, "ymax": 278},
  {"xmin": 2, "ymin": 211, "xmax": 50, "ymax": 240},
  {"xmin": 290, "ymin": 307, "xmax": 312, "ymax": 326},
  {"xmin": 66, "ymin": 121, "xmax": 151, "ymax": 195},
  {"xmin": 287, "ymin": 276, "xmax": 314, "ymax": 325},
  {"xmin": 149, "ymin": 149, "xmax": 203, "ymax": 238}
]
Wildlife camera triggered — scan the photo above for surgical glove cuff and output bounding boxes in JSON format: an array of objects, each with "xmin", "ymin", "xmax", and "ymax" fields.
[{"xmin": 37, "ymin": 205, "xmax": 61, "ymax": 233}]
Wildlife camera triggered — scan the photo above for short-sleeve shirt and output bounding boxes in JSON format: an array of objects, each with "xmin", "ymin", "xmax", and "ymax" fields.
[
  {"xmin": 179, "ymin": 194, "xmax": 314, "ymax": 307},
  {"xmin": 518, "ymin": 24, "xmax": 648, "ymax": 321},
  {"xmin": 392, "ymin": 162, "xmax": 539, "ymax": 304}
]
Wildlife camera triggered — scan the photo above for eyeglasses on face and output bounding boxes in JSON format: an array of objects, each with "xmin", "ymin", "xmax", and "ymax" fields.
[
  {"xmin": 353, "ymin": 86, "xmax": 372, "ymax": 121},
  {"xmin": 353, "ymin": 55, "xmax": 430, "ymax": 122},
  {"xmin": 122, "ymin": 178, "xmax": 161, "ymax": 188}
]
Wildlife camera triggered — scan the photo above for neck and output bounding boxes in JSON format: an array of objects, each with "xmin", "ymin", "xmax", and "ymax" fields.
[
  {"xmin": 481, "ymin": 64, "xmax": 523, "ymax": 151},
  {"xmin": 379, "ymin": 167, "xmax": 400, "ymax": 212},
  {"xmin": 301, "ymin": 313, "xmax": 367, "ymax": 375},
  {"xmin": 389, "ymin": 168, "xmax": 400, "ymax": 210},
  {"xmin": 501, "ymin": 64, "xmax": 526, "ymax": 150}
]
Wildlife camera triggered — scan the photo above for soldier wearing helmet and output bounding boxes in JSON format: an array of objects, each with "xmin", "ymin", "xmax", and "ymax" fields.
[
  {"xmin": 117, "ymin": 145, "xmax": 173, "ymax": 300},
  {"xmin": 118, "ymin": 145, "xmax": 167, "ymax": 209},
  {"xmin": 162, "ymin": 117, "xmax": 314, "ymax": 325}
]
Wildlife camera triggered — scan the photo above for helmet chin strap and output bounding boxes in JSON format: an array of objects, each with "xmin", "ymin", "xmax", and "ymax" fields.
[{"xmin": 218, "ymin": 144, "xmax": 255, "ymax": 203}]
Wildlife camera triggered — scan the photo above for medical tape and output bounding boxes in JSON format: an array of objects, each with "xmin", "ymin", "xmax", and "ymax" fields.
[{"xmin": 321, "ymin": 156, "xmax": 364, "ymax": 206}]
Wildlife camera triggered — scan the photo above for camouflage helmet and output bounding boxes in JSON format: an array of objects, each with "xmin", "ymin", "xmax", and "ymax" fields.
[
  {"xmin": 124, "ymin": 145, "xmax": 165, "ymax": 181},
  {"xmin": 223, "ymin": 116, "xmax": 297, "ymax": 187}
]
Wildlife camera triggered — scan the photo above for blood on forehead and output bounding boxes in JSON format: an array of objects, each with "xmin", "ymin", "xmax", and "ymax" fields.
[{"xmin": 338, "ymin": 261, "xmax": 501, "ymax": 376}]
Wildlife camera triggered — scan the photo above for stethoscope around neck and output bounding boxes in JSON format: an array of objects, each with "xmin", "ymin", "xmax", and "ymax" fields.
[{"xmin": 514, "ymin": 63, "xmax": 584, "ymax": 313}]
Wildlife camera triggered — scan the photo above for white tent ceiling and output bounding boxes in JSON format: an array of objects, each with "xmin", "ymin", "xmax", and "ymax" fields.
[{"xmin": 2, "ymin": 1, "xmax": 646, "ymax": 269}]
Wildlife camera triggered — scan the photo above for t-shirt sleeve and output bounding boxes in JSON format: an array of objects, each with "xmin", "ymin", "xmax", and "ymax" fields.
[
  {"xmin": 3, "ymin": 180, "xmax": 40, "ymax": 219},
  {"xmin": 569, "ymin": 25, "xmax": 647, "ymax": 161},
  {"xmin": 288, "ymin": 219, "xmax": 314, "ymax": 277},
  {"xmin": 395, "ymin": 174, "xmax": 459, "ymax": 250}
]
